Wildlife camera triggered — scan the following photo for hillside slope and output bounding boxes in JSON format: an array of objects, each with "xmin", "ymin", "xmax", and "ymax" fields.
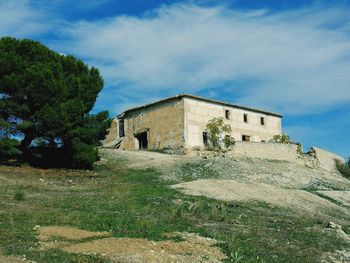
[{"xmin": 0, "ymin": 149, "xmax": 349, "ymax": 263}]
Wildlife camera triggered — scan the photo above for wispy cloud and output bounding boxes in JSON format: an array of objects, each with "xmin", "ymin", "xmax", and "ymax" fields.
[
  {"xmin": 1, "ymin": 2, "xmax": 350, "ymax": 116},
  {"xmin": 0, "ymin": 0, "xmax": 51, "ymax": 37},
  {"xmin": 53, "ymin": 3, "xmax": 350, "ymax": 115}
]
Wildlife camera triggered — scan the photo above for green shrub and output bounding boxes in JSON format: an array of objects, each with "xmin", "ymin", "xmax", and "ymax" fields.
[
  {"xmin": 335, "ymin": 159, "xmax": 350, "ymax": 178},
  {"xmin": 223, "ymin": 135, "xmax": 235, "ymax": 148},
  {"xmin": 269, "ymin": 134, "xmax": 291, "ymax": 143},
  {"xmin": 69, "ymin": 140, "xmax": 98, "ymax": 170},
  {"xmin": 14, "ymin": 189, "xmax": 25, "ymax": 201}
]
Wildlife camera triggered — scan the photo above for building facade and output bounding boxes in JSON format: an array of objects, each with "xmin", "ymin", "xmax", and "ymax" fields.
[{"xmin": 103, "ymin": 94, "xmax": 282, "ymax": 150}]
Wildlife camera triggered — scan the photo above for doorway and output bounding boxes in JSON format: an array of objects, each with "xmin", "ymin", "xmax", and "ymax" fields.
[{"xmin": 136, "ymin": 132, "xmax": 148, "ymax": 149}]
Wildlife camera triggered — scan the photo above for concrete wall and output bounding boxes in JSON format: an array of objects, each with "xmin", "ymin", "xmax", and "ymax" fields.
[
  {"xmin": 118, "ymin": 99, "xmax": 185, "ymax": 150},
  {"xmin": 312, "ymin": 147, "xmax": 345, "ymax": 172},
  {"xmin": 230, "ymin": 142, "xmax": 300, "ymax": 162},
  {"xmin": 183, "ymin": 98, "xmax": 282, "ymax": 148}
]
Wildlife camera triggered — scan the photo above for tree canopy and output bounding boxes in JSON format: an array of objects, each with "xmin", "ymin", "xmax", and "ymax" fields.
[{"xmin": 0, "ymin": 37, "xmax": 110, "ymax": 169}]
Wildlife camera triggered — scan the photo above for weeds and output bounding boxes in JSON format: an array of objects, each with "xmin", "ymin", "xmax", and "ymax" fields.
[{"xmin": 13, "ymin": 189, "xmax": 25, "ymax": 201}]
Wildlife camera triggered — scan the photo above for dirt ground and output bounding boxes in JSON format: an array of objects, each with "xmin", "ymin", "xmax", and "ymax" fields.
[
  {"xmin": 37, "ymin": 226, "xmax": 109, "ymax": 241},
  {"xmin": 172, "ymin": 179, "xmax": 348, "ymax": 216},
  {"xmin": 36, "ymin": 226, "xmax": 226, "ymax": 263}
]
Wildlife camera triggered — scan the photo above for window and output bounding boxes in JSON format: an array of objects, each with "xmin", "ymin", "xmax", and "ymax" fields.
[
  {"xmin": 261, "ymin": 117, "xmax": 265, "ymax": 125},
  {"xmin": 225, "ymin": 110, "xmax": 230, "ymax": 120},
  {"xmin": 119, "ymin": 119, "xmax": 125, "ymax": 137},
  {"xmin": 242, "ymin": 135, "xmax": 251, "ymax": 142},
  {"xmin": 243, "ymin": 114, "xmax": 248, "ymax": 123}
]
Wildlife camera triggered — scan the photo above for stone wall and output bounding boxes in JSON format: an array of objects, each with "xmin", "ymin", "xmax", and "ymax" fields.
[
  {"xmin": 230, "ymin": 142, "xmax": 301, "ymax": 162},
  {"xmin": 183, "ymin": 98, "xmax": 282, "ymax": 148},
  {"xmin": 119, "ymin": 99, "xmax": 185, "ymax": 150}
]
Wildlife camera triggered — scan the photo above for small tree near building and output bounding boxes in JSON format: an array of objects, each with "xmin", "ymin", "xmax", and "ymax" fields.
[{"xmin": 206, "ymin": 117, "xmax": 234, "ymax": 149}]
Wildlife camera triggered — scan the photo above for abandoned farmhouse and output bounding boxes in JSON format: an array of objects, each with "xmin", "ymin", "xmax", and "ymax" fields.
[{"xmin": 103, "ymin": 94, "xmax": 282, "ymax": 150}]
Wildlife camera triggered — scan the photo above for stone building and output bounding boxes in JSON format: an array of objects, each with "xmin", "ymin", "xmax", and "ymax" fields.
[{"xmin": 103, "ymin": 94, "xmax": 282, "ymax": 150}]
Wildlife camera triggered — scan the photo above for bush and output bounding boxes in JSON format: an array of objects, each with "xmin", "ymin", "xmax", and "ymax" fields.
[
  {"xmin": 14, "ymin": 189, "xmax": 25, "ymax": 201},
  {"xmin": 69, "ymin": 140, "xmax": 98, "ymax": 170},
  {"xmin": 269, "ymin": 134, "xmax": 291, "ymax": 144},
  {"xmin": 223, "ymin": 135, "xmax": 235, "ymax": 148},
  {"xmin": 335, "ymin": 159, "xmax": 350, "ymax": 178}
]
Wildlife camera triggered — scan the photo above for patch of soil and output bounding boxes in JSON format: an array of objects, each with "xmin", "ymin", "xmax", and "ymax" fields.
[
  {"xmin": 37, "ymin": 226, "xmax": 109, "ymax": 241},
  {"xmin": 37, "ymin": 226, "xmax": 226, "ymax": 263},
  {"xmin": 172, "ymin": 179, "xmax": 347, "ymax": 215}
]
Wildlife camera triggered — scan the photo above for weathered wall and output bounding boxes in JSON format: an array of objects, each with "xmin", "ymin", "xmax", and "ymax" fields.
[
  {"xmin": 183, "ymin": 98, "xmax": 282, "ymax": 148},
  {"xmin": 230, "ymin": 142, "xmax": 301, "ymax": 162},
  {"xmin": 119, "ymin": 99, "xmax": 185, "ymax": 150},
  {"xmin": 103, "ymin": 119, "xmax": 119, "ymax": 146},
  {"xmin": 312, "ymin": 147, "xmax": 345, "ymax": 172}
]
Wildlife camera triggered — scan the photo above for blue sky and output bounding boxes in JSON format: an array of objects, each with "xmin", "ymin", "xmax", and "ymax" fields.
[{"xmin": 1, "ymin": 0, "xmax": 349, "ymax": 157}]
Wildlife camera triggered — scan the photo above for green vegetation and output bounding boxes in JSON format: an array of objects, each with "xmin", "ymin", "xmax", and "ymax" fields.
[
  {"xmin": 336, "ymin": 158, "xmax": 350, "ymax": 178},
  {"xmin": 13, "ymin": 189, "xmax": 25, "ymax": 201},
  {"xmin": 0, "ymin": 37, "xmax": 110, "ymax": 169},
  {"xmin": 0, "ymin": 152, "xmax": 348, "ymax": 262},
  {"xmin": 269, "ymin": 134, "xmax": 292, "ymax": 144},
  {"xmin": 206, "ymin": 117, "xmax": 234, "ymax": 149}
]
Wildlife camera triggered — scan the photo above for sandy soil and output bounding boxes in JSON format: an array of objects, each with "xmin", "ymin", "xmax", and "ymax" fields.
[
  {"xmin": 37, "ymin": 226, "xmax": 226, "ymax": 263},
  {"xmin": 172, "ymin": 179, "xmax": 348, "ymax": 215},
  {"xmin": 37, "ymin": 226, "xmax": 109, "ymax": 241}
]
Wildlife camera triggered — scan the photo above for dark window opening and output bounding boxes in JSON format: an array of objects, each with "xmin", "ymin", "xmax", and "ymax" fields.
[
  {"xmin": 119, "ymin": 119, "xmax": 125, "ymax": 137},
  {"xmin": 261, "ymin": 117, "xmax": 265, "ymax": 125},
  {"xmin": 242, "ymin": 135, "xmax": 251, "ymax": 142},
  {"xmin": 203, "ymin": 132, "xmax": 208, "ymax": 145},
  {"xmin": 135, "ymin": 132, "xmax": 148, "ymax": 149},
  {"xmin": 243, "ymin": 114, "xmax": 248, "ymax": 123},
  {"xmin": 225, "ymin": 110, "xmax": 230, "ymax": 120}
]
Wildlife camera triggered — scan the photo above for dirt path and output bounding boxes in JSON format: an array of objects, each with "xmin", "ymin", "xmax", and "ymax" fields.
[{"xmin": 172, "ymin": 179, "xmax": 348, "ymax": 215}]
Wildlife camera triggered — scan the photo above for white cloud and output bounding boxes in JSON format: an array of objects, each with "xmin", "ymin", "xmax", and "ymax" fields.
[
  {"xmin": 1, "ymin": 2, "xmax": 350, "ymax": 115},
  {"xmin": 0, "ymin": 0, "xmax": 50, "ymax": 37},
  {"xmin": 56, "ymin": 3, "xmax": 350, "ymax": 115}
]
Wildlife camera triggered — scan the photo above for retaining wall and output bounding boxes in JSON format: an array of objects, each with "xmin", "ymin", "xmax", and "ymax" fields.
[
  {"xmin": 230, "ymin": 142, "xmax": 301, "ymax": 162},
  {"xmin": 312, "ymin": 147, "xmax": 344, "ymax": 172}
]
